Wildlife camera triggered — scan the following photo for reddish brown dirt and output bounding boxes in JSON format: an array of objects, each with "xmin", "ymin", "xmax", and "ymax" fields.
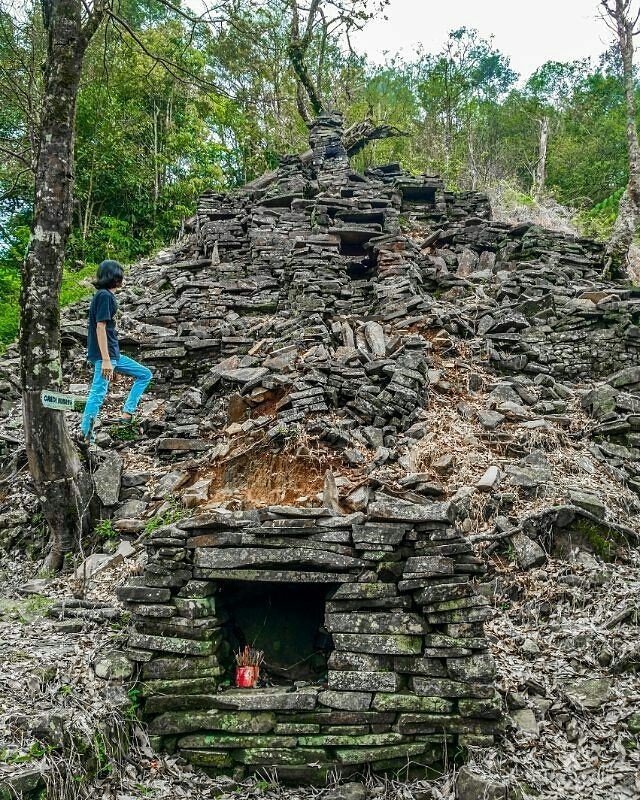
[{"xmin": 203, "ymin": 448, "xmax": 340, "ymax": 507}]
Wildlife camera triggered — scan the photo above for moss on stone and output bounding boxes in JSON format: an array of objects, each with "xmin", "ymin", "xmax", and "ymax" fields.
[
  {"xmin": 560, "ymin": 518, "xmax": 624, "ymax": 561},
  {"xmin": 372, "ymin": 693, "xmax": 453, "ymax": 714}
]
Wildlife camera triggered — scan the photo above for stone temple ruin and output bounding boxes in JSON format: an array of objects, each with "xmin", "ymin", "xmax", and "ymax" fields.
[
  {"xmin": 114, "ymin": 116, "xmax": 502, "ymax": 780},
  {"xmin": 2, "ymin": 114, "xmax": 640, "ymax": 783}
]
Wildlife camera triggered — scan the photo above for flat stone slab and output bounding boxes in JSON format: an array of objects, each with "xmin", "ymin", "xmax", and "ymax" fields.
[
  {"xmin": 93, "ymin": 451, "xmax": 122, "ymax": 506},
  {"xmin": 193, "ymin": 568, "xmax": 354, "ymax": 583},
  {"xmin": 150, "ymin": 709, "xmax": 277, "ymax": 735},
  {"xmin": 194, "ymin": 547, "xmax": 364, "ymax": 570},
  {"xmin": 368, "ymin": 499, "xmax": 455, "ymax": 523},
  {"xmin": 328, "ymin": 671, "xmax": 401, "ymax": 692},
  {"xmin": 562, "ymin": 678, "xmax": 612, "ymax": 710},
  {"xmin": 510, "ymin": 708, "xmax": 539, "ymax": 736},
  {"xmin": 476, "ymin": 466, "xmax": 500, "ymax": 492},
  {"xmin": 179, "ymin": 688, "xmax": 320, "ymax": 712},
  {"xmin": 326, "ymin": 612, "xmax": 428, "ymax": 635},
  {"xmin": 157, "ymin": 438, "xmax": 212, "ymax": 451},
  {"xmin": 332, "ymin": 634, "xmax": 423, "ymax": 655},
  {"xmin": 180, "ymin": 511, "xmax": 257, "ymax": 530}
]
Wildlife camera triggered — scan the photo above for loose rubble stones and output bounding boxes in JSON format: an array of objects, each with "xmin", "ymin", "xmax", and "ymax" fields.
[{"xmin": 1, "ymin": 114, "xmax": 640, "ymax": 785}]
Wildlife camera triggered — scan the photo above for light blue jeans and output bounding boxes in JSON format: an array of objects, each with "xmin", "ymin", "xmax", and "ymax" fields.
[{"xmin": 81, "ymin": 355, "xmax": 152, "ymax": 437}]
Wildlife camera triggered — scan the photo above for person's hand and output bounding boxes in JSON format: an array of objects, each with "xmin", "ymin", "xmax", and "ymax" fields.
[{"xmin": 101, "ymin": 359, "xmax": 114, "ymax": 380}]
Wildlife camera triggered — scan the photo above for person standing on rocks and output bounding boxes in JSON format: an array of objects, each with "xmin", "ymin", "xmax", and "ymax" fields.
[{"xmin": 80, "ymin": 260, "xmax": 152, "ymax": 441}]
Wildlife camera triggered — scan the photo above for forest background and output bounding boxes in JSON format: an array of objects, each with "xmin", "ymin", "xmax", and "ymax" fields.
[{"xmin": 0, "ymin": 0, "xmax": 632, "ymax": 350}]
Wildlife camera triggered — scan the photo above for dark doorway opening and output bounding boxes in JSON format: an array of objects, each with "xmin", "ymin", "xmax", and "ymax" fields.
[
  {"xmin": 217, "ymin": 581, "xmax": 334, "ymax": 685},
  {"xmin": 346, "ymin": 255, "xmax": 376, "ymax": 280},
  {"xmin": 401, "ymin": 186, "xmax": 437, "ymax": 204}
]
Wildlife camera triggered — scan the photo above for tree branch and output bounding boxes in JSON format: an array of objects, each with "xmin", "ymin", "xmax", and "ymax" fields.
[
  {"xmin": 105, "ymin": 10, "xmax": 232, "ymax": 98},
  {"xmin": 0, "ymin": 143, "xmax": 31, "ymax": 167},
  {"xmin": 0, "ymin": 166, "xmax": 32, "ymax": 201}
]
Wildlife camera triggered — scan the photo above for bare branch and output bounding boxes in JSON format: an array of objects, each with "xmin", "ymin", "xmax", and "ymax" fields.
[
  {"xmin": 0, "ymin": 143, "xmax": 31, "ymax": 167},
  {"xmin": 0, "ymin": 166, "xmax": 32, "ymax": 201}
]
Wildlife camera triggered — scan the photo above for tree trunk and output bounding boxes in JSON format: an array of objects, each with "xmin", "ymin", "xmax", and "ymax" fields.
[
  {"xmin": 19, "ymin": 0, "xmax": 96, "ymax": 571},
  {"xmin": 288, "ymin": 0, "xmax": 324, "ymax": 123},
  {"xmin": 603, "ymin": 0, "xmax": 640, "ymax": 279},
  {"xmin": 532, "ymin": 115, "xmax": 549, "ymax": 198},
  {"xmin": 243, "ymin": 118, "xmax": 408, "ymax": 192}
]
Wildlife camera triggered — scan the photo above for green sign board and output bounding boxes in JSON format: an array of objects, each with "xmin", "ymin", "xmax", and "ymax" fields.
[{"xmin": 41, "ymin": 390, "xmax": 86, "ymax": 413}]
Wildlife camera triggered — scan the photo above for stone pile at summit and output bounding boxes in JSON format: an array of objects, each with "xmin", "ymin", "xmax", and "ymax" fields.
[{"xmin": 1, "ymin": 114, "xmax": 640, "ymax": 784}]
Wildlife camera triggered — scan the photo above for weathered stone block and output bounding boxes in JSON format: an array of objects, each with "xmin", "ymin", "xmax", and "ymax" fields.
[
  {"xmin": 447, "ymin": 654, "xmax": 496, "ymax": 682},
  {"xmin": 458, "ymin": 695, "xmax": 502, "ymax": 719},
  {"xmin": 142, "ymin": 655, "xmax": 220, "ymax": 680},
  {"xmin": 299, "ymin": 732, "xmax": 403, "ymax": 747},
  {"xmin": 149, "ymin": 710, "xmax": 276, "ymax": 735},
  {"xmin": 372, "ymin": 693, "xmax": 453, "ymax": 714},
  {"xmin": 172, "ymin": 597, "xmax": 215, "ymax": 619},
  {"xmin": 328, "ymin": 671, "xmax": 400, "ymax": 692},
  {"xmin": 413, "ymin": 582, "xmax": 472, "ymax": 606},
  {"xmin": 191, "ymin": 688, "xmax": 318, "ymax": 711},
  {"xmin": 368, "ymin": 499, "xmax": 454, "ymax": 523},
  {"xmin": 178, "ymin": 733, "xmax": 296, "ymax": 749},
  {"xmin": 404, "ymin": 556, "xmax": 454, "ymax": 576},
  {"xmin": 129, "ymin": 632, "xmax": 215, "ymax": 657},
  {"xmin": 130, "ymin": 604, "xmax": 176, "ymax": 619},
  {"xmin": 456, "ymin": 766, "xmax": 507, "ymax": 800},
  {"xmin": 330, "ymin": 583, "xmax": 397, "ymax": 600},
  {"xmin": 144, "ymin": 695, "xmax": 224, "ymax": 714},
  {"xmin": 332, "ymin": 634, "xmax": 422, "ymax": 655},
  {"xmin": 326, "ymin": 612, "xmax": 428, "ymax": 635},
  {"xmin": 334, "ymin": 742, "xmax": 430, "ymax": 765},
  {"xmin": 93, "ymin": 451, "xmax": 122, "ymax": 506},
  {"xmin": 179, "ymin": 749, "xmax": 233, "ymax": 768},
  {"xmin": 328, "ymin": 652, "xmax": 392, "ymax": 672},
  {"xmin": 410, "ymin": 677, "xmax": 495, "ymax": 698},
  {"xmin": 274, "ymin": 723, "xmax": 320, "ymax": 735},
  {"xmin": 318, "ymin": 691, "xmax": 372, "ymax": 711},
  {"xmin": 140, "ymin": 676, "xmax": 221, "ymax": 697},
  {"xmin": 118, "ymin": 586, "xmax": 171, "ymax": 603},
  {"xmin": 234, "ymin": 748, "xmax": 328, "ymax": 765},
  {"xmin": 393, "ymin": 657, "xmax": 447, "ymax": 676},
  {"xmin": 395, "ymin": 713, "xmax": 500, "ymax": 735},
  {"xmin": 194, "ymin": 546, "xmax": 363, "ymax": 570}
]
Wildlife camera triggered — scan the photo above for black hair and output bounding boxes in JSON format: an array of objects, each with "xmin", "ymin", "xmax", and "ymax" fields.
[{"xmin": 94, "ymin": 260, "xmax": 124, "ymax": 289}]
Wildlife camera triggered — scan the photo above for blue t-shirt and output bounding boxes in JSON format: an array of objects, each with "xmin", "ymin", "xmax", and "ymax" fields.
[{"xmin": 87, "ymin": 289, "xmax": 120, "ymax": 363}]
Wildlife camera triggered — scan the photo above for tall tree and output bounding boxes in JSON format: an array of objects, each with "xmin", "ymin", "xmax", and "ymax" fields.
[
  {"xmin": 412, "ymin": 29, "xmax": 516, "ymax": 186},
  {"xmin": 283, "ymin": 0, "xmax": 388, "ymax": 123},
  {"xmin": 12, "ymin": 0, "xmax": 228, "ymax": 569},
  {"xmin": 19, "ymin": 0, "xmax": 107, "ymax": 570},
  {"xmin": 523, "ymin": 60, "xmax": 587, "ymax": 196},
  {"xmin": 600, "ymin": 0, "xmax": 640, "ymax": 278}
]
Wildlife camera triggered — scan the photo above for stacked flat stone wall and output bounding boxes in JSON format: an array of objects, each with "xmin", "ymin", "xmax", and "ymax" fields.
[{"xmin": 118, "ymin": 500, "xmax": 501, "ymax": 781}]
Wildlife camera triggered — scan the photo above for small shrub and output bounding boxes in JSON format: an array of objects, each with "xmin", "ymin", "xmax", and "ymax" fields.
[
  {"xmin": 108, "ymin": 423, "xmax": 139, "ymax": 441},
  {"xmin": 144, "ymin": 497, "xmax": 191, "ymax": 534},
  {"xmin": 576, "ymin": 188, "xmax": 625, "ymax": 241},
  {"xmin": 94, "ymin": 519, "xmax": 118, "ymax": 540}
]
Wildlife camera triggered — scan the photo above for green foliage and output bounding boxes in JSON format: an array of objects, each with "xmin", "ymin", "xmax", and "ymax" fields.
[
  {"xmin": 107, "ymin": 422, "xmax": 140, "ymax": 441},
  {"xmin": 125, "ymin": 687, "xmax": 141, "ymax": 721},
  {"xmin": 94, "ymin": 519, "xmax": 118, "ymax": 540},
  {"xmin": 0, "ymin": 215, "xmax": 28, "ymax": 350},
  {"xmin": 144, "ymin": 496, "xmax": 191, "ymax": 534},
  {"xmin": 0, "ymin": 742, "xmax": 52, "ymax": 764},
  {"xmin": 576, "ymin": 188, "xmax": 625, "ymax": 240}
]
